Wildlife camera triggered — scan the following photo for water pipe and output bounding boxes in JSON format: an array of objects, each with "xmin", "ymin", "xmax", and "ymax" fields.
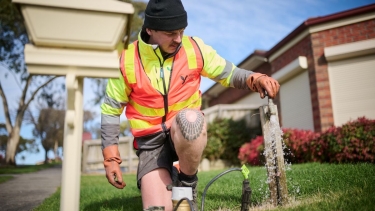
[
  {"xmin": 199, "ymin": 165, "xmax": 252, "ymax": 211},
  {"xmin": 171, "ymin": 165, "xmax": 253, "ymax": 210},
  {"xmin": 267, "ymin": 98, "xmax": 276, "ymax": 117},
  {"xmin": 240, "ymin": 165, "xmax": 252, "ymax": 211}
]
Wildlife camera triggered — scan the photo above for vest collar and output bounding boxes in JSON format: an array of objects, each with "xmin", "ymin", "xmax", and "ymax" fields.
[{"xmin": 138, "ymin": 32, "xmax": 160, "ymax": 58}]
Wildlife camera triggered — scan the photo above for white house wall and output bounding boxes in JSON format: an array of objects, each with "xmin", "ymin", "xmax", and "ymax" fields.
[
  {"xmin": 234, "ymin": 92, "xmax": 268, "ymax": 107},
  {"xmin": 279, "ymin": 71, "xmax": 314, "ymax": 131}
]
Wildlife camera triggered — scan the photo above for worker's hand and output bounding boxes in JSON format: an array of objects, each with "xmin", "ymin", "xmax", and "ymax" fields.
[
  {"xmin": 104, "ymin": 159, "xmax": 126, "ymax": 189},
  {"xmin": 246, "ymin": 73, "xmax": 280, "ymax": 99},
  {"xmin": 103, "ymin": 145, "xmax": 126, "ymax": 189}
]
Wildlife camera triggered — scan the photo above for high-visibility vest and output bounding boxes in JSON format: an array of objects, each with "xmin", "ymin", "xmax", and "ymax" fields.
[{"xmin": 120, "ymin": 36, "xmax": 203, "ymax": 142}]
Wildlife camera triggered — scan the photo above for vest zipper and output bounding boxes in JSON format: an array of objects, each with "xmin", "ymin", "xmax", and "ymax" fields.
[
  {"xmin": 154, "ymin": 50, "xmax": 169, "ymax": 133},
  {"xmin": 154, "ymin": 45, "xmax": 181, "ymax": 134},
  {"xmin": 160, "ymin": 66, "xmax": 168, "ymax": 122}
]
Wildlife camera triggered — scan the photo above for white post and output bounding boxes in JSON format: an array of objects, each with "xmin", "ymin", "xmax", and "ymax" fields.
[
  {"xmin": 60, "ymin": 72, "xmax": 84, "ymax": 211},
  {"xmin": 11, "ymin": 1, "xmax": 134, "ymax": 210}
]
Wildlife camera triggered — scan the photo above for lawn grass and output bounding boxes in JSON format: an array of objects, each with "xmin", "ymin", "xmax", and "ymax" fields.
[
  {"xmin": 0, "ymin": 163, "xmax": 60, "ymax": 174},
  {"xmin": 35, "ymin": 162, "xmax": 375, "ymax": 211},
  {"xmin": 0, "ymin": 175, "xmax": 13, "ymax": 184}
]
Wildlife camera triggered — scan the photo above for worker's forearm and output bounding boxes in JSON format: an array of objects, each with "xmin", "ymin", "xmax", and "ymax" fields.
[
  {"xmin": 101, "ymin": 114, "xmax": 120, "ymax": 149},
  {"xmin": 230, "ymin": 67, "xmax": 254, "ymax": 89}
]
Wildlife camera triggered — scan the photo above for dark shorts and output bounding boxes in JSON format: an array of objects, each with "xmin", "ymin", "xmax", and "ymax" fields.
[{"xmin": 136, "ymin": 132, "xmax": 178, "ymax": 188}]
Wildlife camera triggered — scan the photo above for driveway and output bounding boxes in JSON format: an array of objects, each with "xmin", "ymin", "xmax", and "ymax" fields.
[{"xmin": 0, "ymin": 165, "xmax": 62, "ymax": 211}]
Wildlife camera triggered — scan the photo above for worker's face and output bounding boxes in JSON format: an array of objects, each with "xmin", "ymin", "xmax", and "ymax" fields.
[{"xmin": 146, "ymin": 28, "xmax": 185, "ymax": 54}]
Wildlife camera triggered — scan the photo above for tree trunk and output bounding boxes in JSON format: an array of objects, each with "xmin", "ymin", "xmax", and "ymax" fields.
[
  {"xmin": 44, "ymin": 148, "xmax": 49, "ymax": 164},
  {"xmin": 1, "ymin": 75, "xmax": 59, "ymax": 166},
  {"xmin": 54, "ymin": 140, "xmax": 59, "ymax": 160},
  {"xmin": 5, "ymin": 127, "xmax": 21, "ymax": 166}
]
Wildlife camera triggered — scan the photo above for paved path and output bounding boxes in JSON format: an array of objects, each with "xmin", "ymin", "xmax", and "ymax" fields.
[{"xmin": 0, "ymin": 165, "xmax": 62, "ymax": 211}]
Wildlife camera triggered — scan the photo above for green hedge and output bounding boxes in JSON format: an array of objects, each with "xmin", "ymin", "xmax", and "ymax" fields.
[{"xmin": 204, "ymin": 118, "xmax": 260, "ymax": 165}]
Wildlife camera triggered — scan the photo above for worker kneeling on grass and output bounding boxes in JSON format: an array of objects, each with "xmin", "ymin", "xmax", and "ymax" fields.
[{"xmin": 100, "ymin": 0, "xmax": 280, "ymax": 210}]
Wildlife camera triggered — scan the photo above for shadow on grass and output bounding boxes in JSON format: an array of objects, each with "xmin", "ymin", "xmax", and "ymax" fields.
[
  {"xmin": 83, "ymin": 192, "xmax": 244, "ymax": 211},
  {"xmin": 82, "ymin": 195, "xmax": 143, "ymax": 211}
]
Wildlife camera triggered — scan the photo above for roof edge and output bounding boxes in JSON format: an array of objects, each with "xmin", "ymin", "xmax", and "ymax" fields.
[
  {"xmin": 237, "ymin": 50, "xmax": 267, "ymax": 67},
  {"xmin": 265, "ymin": 3, "xmax": 375, "ymax": 57}
]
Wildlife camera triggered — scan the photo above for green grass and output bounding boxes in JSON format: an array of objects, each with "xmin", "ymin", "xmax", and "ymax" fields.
[
  {"xmin": 0, "ymin": 163, "xmax": 60, "ymax": 174},
  {"xmin": 35, "ymin": 163, "xmax": 375, "ymax": 211},
  {"xmin": 0, "ymin": 175, "xmax": 13, "ymax": 184}
]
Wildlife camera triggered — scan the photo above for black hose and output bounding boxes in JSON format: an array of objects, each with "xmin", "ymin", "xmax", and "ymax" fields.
[
  {"xmin": 240, "ymin": 180, "xmax": 252, "ymax": 211},
  {"xmin": 200, "ymin": 168, "xmax": 242, "ymax": 211}
]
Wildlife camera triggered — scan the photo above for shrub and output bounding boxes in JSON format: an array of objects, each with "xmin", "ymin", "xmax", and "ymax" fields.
[
  {"xmin": 203, "ymin": 118, "xmax": 227, "ymax": 161},
  {"xmin": 238, "ymin": 117, "xmax": 375, "ymax": 165},
  {"xmin": 313, "ymin": 117, "xmax": 375, "ymax": 163},
  {"xmin": 237, "ymin": 128, "xmax": 317, "ymax": 166},
  {"xmin": 283, "ymin": 128, "xmax": 319, "ymax": 164},
  {"xmin": 204, "ymin": 134, "xmax": 225, "ymax": 162},
  {"xmin": 204, "ymin": 118, "xmax": 254, "ymax": 165},
  {"xmin": 238, "ymin": 135, "xmax": 264, "ymax": 166}
]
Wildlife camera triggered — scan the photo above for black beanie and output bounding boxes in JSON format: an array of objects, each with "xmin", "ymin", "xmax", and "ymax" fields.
[{"xmin": 143, "ymin": 0, "xmax": 188, "ymax": 31}]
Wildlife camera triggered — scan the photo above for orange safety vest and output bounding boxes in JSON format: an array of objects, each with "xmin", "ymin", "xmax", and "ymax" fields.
[{"xmin": 120, "ymin": 36, "xmax": 203, "ymax": 149}]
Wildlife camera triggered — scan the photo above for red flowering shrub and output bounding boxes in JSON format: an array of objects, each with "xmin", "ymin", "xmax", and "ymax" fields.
[
  {"xmin": 238, "ymin": 117, "xmax": 375, "ymax": 165},
  {"xmin": 313, "ymin": 117, "xmax": 375, "ymax": 163},
  {"xmin": 238, "ymin": 136, "xmax": 264, "ymax": 166},
  {"xmin": 283, "ymin": 129, "xmax": 319, "ymax": 163},
  {"xmin": 238, "ymin": 128, "xmax": 318, "ymax": 165}
]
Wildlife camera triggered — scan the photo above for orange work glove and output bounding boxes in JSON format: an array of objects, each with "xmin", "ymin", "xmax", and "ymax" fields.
[
  {"xmin": 246, "ymin": 73, "xmax": 280, "ymax": 99},
  {"xmin": 102, "ymin": 145, "xmax": 126, "ymax": 189}
]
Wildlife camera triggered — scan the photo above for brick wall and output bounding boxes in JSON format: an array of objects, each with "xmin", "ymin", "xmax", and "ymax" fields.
[
  {"xmin": 310, "ymin": 19, "xmax": 375, "ymax": 131},
  {"xmin": 259, "ymin": 19, "xmax": 374, "ymax": 132}
]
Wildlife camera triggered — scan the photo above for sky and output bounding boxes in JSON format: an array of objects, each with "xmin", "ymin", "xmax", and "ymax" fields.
[{"xmin": 1, "ymin": 0, "xmax": 374, "ymax": 164}]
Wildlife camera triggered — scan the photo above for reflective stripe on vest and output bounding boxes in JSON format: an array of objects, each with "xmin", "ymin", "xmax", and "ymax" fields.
[{"xmin": 121, "ymin": 36, "xmax": 203, "ymax": 138}]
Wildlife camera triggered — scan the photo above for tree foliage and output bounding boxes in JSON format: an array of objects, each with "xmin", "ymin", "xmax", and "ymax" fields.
[
  {"xmin": 0, "ymin": 0, "xmax": 28, "ymax": 74},
  {"xmin": 31, "ymin": 108, "xmax": 64, "ymax": 164},
  {"xmin": 26, "ymin": 86, "xmax": 65, "ymax": 164},
  {"xmin": 0, "ymin": 0, "xmax": 59, "ymax": 165}
]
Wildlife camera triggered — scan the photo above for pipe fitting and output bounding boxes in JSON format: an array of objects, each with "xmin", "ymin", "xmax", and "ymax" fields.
[{"xmin": 265, "ymin": 98, "xmax": 276, "ymax": 119}]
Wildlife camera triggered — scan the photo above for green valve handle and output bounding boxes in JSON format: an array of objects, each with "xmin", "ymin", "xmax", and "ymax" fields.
[{"xmin": 241, "ymin": 165, "xmax": 250, "ymax": 179}]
